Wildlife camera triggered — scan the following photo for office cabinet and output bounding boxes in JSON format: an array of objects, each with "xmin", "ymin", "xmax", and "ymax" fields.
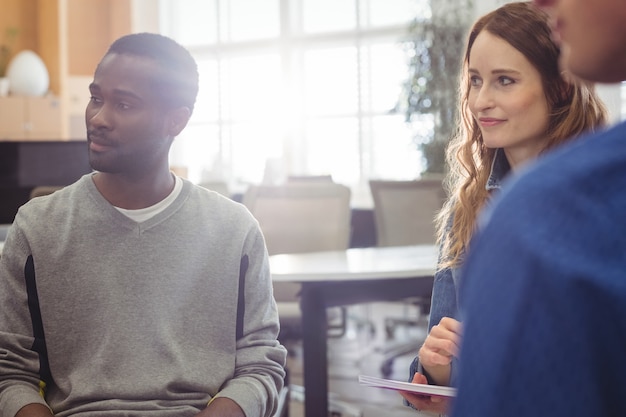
[
  {"xmin": 0, "ymin": 0, "xmax": 132, "ymax": 139},
  {"xmin": 0, "ymin": 96, "xmax": 62, "ymax": 140}
]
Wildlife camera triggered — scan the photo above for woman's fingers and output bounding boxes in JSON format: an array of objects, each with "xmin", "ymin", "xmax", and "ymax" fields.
[
  {"xmin": 416, "ymin": 317, "xmax": 463, "ymax": 369},
  {"xmin": 399, "ymin": 390, "xmax": 450, "ymax": 414},
  {"xmin": 412, "ymin": 372, "xmax": 428, "ymax": 384},
  {"xmin": 424, "ymin": 317, "xmax": 462, "ymax": 356},
  {"xmin": 419, "ymin": 346, "xmax": 453, "ymax": 367},
  {"xmin": 439, "ymin": 317, "xmax": 462, "ymax": 335}
]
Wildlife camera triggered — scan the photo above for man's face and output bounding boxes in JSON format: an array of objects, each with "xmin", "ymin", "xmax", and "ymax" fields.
[
  {"xmin": 534, "ymin": 0, "xmax": 626, "ymax": 83},
  {"xmin": 85, "ymin": 53, "xmax": 174, "ymax": 176}
]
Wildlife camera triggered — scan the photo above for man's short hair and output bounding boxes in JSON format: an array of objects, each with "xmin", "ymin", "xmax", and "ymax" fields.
[{"xmin": 105, "ymin": 33, "xmax": 199, "ymax": 113}]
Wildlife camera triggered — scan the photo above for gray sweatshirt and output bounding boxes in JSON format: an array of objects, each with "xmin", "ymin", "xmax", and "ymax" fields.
[{"xmin": 0, "ymin": 174, "xmax": 286, "ymax": 417}]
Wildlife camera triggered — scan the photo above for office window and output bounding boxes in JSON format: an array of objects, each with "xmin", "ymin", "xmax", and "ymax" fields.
[
  {"xmin": 301, "ymin": 0, "xmax": 357, "ymax": 33},
  {"xmin": 160, "ymin": 0, "xmax": 428, "ymax": 192}
]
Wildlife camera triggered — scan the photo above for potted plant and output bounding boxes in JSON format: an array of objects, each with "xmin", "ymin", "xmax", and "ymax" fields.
[
  {"xmin": 398, "ymin": 1, "xmax": 472, "ymax": 175},
  {"xmin": 0, "ymin": 27, "xmax": 19, "ymax": 96}
]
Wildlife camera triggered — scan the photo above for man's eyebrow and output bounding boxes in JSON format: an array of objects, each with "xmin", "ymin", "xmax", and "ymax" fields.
[
  {"xmin": 87, "ymin": 83, "xmax": 143, "ymax": 102},
  {"xmin": 111, "ymin": 89, "xmax": 143, "ymax": 102}
]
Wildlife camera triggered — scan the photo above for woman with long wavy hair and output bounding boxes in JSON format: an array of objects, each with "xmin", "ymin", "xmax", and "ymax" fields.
[{"xmin": 401, "ymin": 2, "xmax": 607, "ymax": 414}]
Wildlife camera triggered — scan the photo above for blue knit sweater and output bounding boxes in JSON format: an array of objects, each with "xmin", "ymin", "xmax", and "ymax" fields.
[{"xmin": 453, "ymin": 121, "xmax": 626, "ymax": 417}]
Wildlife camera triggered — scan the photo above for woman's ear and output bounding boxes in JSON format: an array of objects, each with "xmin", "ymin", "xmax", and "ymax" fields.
[{"xmin": 166, "ymin": 106, "xmax": 192, "ymax": 137}]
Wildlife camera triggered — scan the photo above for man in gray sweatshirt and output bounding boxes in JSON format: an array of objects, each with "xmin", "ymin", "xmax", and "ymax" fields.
[{"xmin": 0, "ymin": 33, "xmax": 286, "ymax": 417}]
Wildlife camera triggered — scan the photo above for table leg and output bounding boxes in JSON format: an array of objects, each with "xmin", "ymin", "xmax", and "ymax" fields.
[
  {"xmin": 296, "ymin": 276, "xmax": 434, "ymax": 417},
  {"xmin": 300, "ymin": 284, "xmax": 328, "ymax": 417}
]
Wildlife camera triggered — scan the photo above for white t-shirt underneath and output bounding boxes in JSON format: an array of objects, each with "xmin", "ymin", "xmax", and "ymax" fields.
[{"xmin": 115, "ymin": 175, "xmax": 183, "ymax": 222}]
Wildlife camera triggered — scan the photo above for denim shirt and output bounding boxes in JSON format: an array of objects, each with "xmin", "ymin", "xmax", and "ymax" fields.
[{"xmin": 408, "ymin": 148, "xmax": 510, "ymax": 391}]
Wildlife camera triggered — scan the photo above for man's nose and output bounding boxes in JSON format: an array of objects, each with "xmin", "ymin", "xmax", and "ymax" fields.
[{"xmin": 87, "ymin": 106, "xmax": 110, "ymax": 129}]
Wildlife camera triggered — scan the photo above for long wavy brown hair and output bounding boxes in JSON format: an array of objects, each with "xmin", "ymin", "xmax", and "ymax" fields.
[{"xmin": 437, "ymin": 1, "xmax": 607, "ymax": 269}]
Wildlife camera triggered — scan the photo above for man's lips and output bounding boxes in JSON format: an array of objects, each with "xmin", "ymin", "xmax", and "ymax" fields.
[{"xmin": 88, "ymin": 134, "xmax": 114, "ymax": 152}]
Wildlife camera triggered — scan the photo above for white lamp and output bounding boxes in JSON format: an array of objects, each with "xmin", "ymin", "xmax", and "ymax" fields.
[{"xmin": 6, "ymin": 50, "xmax": 50, "ymax": 96}]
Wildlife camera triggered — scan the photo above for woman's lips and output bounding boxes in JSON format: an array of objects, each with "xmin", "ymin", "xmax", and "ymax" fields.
[{"xmin": 478, "ymin": 118, "xmax": 505, "ymax": 128}]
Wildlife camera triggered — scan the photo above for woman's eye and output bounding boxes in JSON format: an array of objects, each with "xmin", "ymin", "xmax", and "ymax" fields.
[
  {"xmin": 498, "ymin": 76, "xmax": 514, "ymax": 86},
  {"xmin": 470, "ymin": 76, "xmax": 482, "ymax": 87}
]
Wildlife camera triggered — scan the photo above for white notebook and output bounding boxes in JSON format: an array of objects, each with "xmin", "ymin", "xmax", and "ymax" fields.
[{"xmin": 358, "ymin": 374, "xmax": 457, "ymax": 398}]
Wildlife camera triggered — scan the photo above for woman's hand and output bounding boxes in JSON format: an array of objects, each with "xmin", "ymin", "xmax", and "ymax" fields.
[
  {"xmin": 418, "ymin": 317, "xmax": 462, "ymax": 386},
  {"xmin": 399, "ymin": 372, "xmax": 450, "ymax": 414}
]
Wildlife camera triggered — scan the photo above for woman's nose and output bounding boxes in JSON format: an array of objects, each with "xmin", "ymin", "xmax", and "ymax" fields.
[{"xmin": 472, "ymin": 87, "xmax": 494, "ymax": 111}]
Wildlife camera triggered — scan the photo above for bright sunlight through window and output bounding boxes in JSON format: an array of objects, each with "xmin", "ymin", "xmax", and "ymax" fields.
[{"xmin": 160, "ymin": 0, "xmax": 431, "ymax": 203}]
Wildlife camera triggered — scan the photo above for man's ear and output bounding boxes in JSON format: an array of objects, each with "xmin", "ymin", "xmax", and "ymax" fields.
[{"xmin": 166, "ymin": 106, "xmax": 192, "ymax": 137}]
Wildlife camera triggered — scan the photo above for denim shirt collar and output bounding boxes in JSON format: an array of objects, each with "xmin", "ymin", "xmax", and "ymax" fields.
[{"xmin": 485, "ymin": 148, "xmax": 511, "ymax": 191}]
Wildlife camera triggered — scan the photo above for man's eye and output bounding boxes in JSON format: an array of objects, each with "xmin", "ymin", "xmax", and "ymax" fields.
[{"xmin": 89, "ymin": 96, "xmax": 103, "ymax": 104}]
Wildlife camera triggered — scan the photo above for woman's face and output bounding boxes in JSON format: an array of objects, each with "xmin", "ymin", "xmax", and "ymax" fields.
[{"xmin": 468, "ymin": 31, "xmax": 550, "ymax": 169}]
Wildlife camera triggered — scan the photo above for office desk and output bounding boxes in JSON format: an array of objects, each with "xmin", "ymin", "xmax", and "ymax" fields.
[{"xmin": 270, "ymin": 245, "xmax": 437, "ymax": 417}]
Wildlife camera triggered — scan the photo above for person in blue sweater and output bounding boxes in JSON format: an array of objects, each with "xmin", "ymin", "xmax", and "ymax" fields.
[
  {"xmin": 449, "ymin": 0, "xmax": 626, "ymax": 416},
  {"xmin": 401, "ymin": 2, "xmax": 607, "ymax": 414}
]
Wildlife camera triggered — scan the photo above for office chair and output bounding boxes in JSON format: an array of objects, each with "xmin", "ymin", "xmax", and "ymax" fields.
[
  {"xmin": 286, "ymin": 174, "xmax": 334, "ymax": 183},
  {"xmin": 368, "ymin": 178, "xmax": 445, "ymax": 377},
  {"xmin": 0, "ymin": 224, "xmax": 10, "ymax": 241},
  {"xmin": 369, "ymin": 178, "xmax": 445, "ymax": 247},
  {"xmin": 29, "ymin": 185, "xmax": 64, "ymax": 200},
  {"xmin": 243, "ymin": 182, "xmax": 351, "ymax": 255},
  {"xmin": 243, "ymin": 182, "xmax": 359, "ymax": 417},
  {"xmin": 243, "ymin": 182, "xmax": 352, "ymax": 340},
  {"xmin": 198, "ymin": 181, "xmax": 230, "ymax": 197},
  {"xmin": 1, "ymin": 224, "xmax": 10, "ymax": 258}
]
